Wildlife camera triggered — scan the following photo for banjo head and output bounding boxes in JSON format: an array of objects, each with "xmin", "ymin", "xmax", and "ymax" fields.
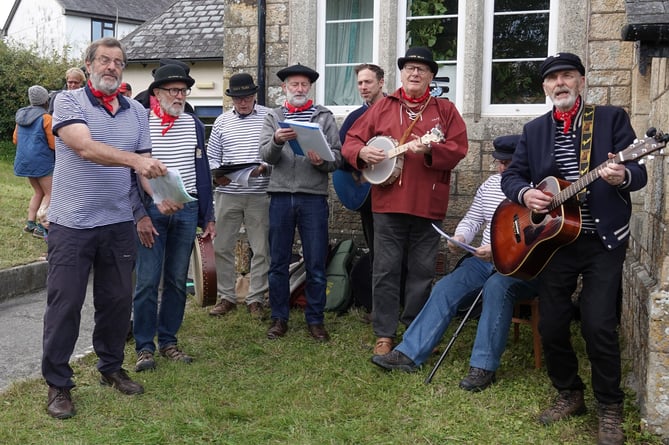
[{"xmin": 363, "ymin": 136, "xmax": 400, "ymax": 185}]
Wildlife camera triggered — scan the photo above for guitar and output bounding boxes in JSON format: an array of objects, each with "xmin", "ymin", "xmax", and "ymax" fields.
[
  {"xmin": 333, "ymin": 169, "xmax": 371, "ymax": 211},
  {"xmin": 491, "ymin": 130, "xmax": 668, "ymax": 280},
  {"xmin": 362, "ymin": 126, "xmax": 444, "ymax": 186}
]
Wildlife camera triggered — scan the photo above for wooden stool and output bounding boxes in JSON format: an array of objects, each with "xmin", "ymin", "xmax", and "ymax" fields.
[{"xmin": 511, "ymin": 298, "xmax": 542, "ymax": 369}]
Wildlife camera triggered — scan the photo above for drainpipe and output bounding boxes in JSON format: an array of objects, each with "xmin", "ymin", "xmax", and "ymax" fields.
[{"xmin": 257, "ymin": 0, "xmax": 266, "ymax": 105}]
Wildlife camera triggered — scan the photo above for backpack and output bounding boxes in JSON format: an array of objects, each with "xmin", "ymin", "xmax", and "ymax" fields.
[{"xmin": 324, "ymin": 239, "xmax": 356, "ymax": 313}]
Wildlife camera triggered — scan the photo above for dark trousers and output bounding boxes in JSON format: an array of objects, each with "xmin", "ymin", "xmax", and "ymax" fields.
[
  {"xmin": 372, "ymin": 213, "xmax": 439, "ymax": 338},
  {"xmin": 358, "ymin": 195, "xmax": 374, "ymax": 259},
  {"xmin": 42, "ymin": 222, "xmax": 136, "ymax": 388},
  {"xmin": 538, "ymin": 233, "xmax": 626, "ymax": 404}
]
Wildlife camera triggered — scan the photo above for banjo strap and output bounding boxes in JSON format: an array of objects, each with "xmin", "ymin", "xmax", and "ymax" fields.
[{"xmin": 397, "ymin": 96, "xmax": 431, "ymax": 186}]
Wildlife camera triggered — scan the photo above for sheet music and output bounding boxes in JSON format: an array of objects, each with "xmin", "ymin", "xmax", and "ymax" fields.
[
  {"xmin": 148, "ymin": 168, "xmax": 197, "ymax": 204},
  {"xmin": 431, "ymin": 223, "xmax": 477, "ymax": 254},
  {"xmin": 278, "ymin": 120, "xmax": 335, "ymax": 161}
]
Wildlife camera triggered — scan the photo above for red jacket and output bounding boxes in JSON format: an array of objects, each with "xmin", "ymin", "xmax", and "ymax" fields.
[{"xmin": 341, "ymin": 89, "xmax": 468, "ymax": 220}]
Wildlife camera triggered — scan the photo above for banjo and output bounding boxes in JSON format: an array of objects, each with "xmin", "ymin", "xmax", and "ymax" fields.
[
  {"xmin": 189, "ymin": 233, "xmax": 217, "ymax": 307},
  {"xmin": 361, "ymin": 126, "xmax": 444, "ymax": 186}
]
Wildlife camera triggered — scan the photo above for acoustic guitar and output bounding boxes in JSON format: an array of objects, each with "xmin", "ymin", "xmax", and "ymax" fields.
[
  {"xmin": 491, "ymin": 129, "xmax": 668, "ymax": 280},
  {"xmin": 361, "ymin": 126, "xmax": 444, "ymax": 186},
  {"xmin": 333, "ymin": 169, "xmax": 371, "ymax": 211}
]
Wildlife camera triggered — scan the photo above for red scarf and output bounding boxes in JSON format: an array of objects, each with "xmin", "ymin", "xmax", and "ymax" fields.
[
  {"xmin": 401, "ymin": 87, "xmax": 430, "ymax": 104},
  {"xmin": 553, "ymin": 96, "xmax": 581, "ymax": 134},
  {"xmin": 284, "ymin": 99, "xmax": 313, "ymax": 113},
  {"xmin": 88, "ymin": 80, "xmax": 118, "ymax": 113},
  {"xmin": 151, "ymin": 101, "xmax": 179, "ymax": 135}
]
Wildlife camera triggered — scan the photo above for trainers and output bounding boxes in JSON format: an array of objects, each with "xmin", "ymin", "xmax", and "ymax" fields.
[
  {"xmin": 135, "ymin": 350, "xmax": 156, "ymax": 372},
  {"xmin": 23, "ymin": 221, "xmax": 37, "ymax": 233},
  {"xmin": 47, "ymin": 386, "xmax": 75, "ymax": 419},
  {"xmin": 371, "ymin": 349, "xmax": 417, "ymax": 372},
  {"xmin": 159, "ymin": 344, "xmax": 193, "ymax": 363},
  {"xmin": 597, "ymin": 402, "xmax": 624, "ymax": 445},
  {"xmin": 32, "ymin": 224, "xmax": 46, "ymax": 239},
  {"xmin": 459, "ymin": 367, "xmax": 496, "ymax": 392},
  {"xmin": 538, "ymin": 389, "xmax": 586, "ymax": 425},
  {"xmin": 100, "ymin": 369, "xmax": 144, "ymax": 395},
  {"xmin": 209, "ymin": 299, "xmax": 236, "ymax": 316}
]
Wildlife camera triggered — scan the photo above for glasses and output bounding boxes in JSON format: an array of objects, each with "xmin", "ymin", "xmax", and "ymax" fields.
[
  {"xmin": 231, "ymin": 95, "xmax": 255, "ymax": 103},
  {"xmin": 403, "ymin": 65, "xmax": 429, "ymax": 75},
  {"xmin": 157, "ymin": 87, "xmax": 192, "ymax": 97},
  {"xmin": 95, "ymin": 56, "xmax": 126, "ymax": 69}
]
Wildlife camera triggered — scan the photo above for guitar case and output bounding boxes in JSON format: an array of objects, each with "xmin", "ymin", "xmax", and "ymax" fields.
[
  {"xmin": 325, "ymin": 239, "xmax": 356, "ymax": 313},
  {"xmin": 350, "ymin": 252, "xmax": 372, "ymax": 312}
]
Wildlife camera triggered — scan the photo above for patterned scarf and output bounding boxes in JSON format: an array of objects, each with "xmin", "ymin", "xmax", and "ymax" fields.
[
  {"xmin": 553, "ymin": 95, "xmax": 581, "ymax": 134},
  {"xmin": 401, "ymin": 87, "xmax": 430, "ymax": 104},
  {"xmin": 151, "ymin": 100, "xmax": 179, "ymax": 135},
  {"xmin": 284, "ymin": 99, "xmax": 313, "ymax": 113},
  {"xmin": 88, "ymin": 80, "xmax": 118, "ymax": 113}
]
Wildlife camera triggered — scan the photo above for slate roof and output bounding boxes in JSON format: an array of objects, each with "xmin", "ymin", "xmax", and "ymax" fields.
[
  {"xmin": 55, "ymin": 0, "xmax": 177, "ymax": 23},
  {"xmin": 121, "ymin": 0, "xmax": 225, "ymax": 62}
]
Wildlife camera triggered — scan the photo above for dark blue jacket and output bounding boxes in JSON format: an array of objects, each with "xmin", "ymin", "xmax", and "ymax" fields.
[
  {"xmin": 134, "ymin": 112, "xmax": 214, "ymax": 229},
  {"xmin": 501, "ymin": 101, "xmax": 647, "ymax": 250}
]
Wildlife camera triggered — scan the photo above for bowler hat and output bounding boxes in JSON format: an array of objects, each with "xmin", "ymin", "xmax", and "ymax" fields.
[
  {"xmin": 540, "ymin": 52, "xmax": 585, "ymax": 79},
  {"xmin": 492, "ymin": 135, "xmax": 520, "ymax": 160},
  {"xmin": 226, "ymin": 73, "xmax": 259, "ymax": 97},
  {"xmin": 277, "ymin": 64, "xmax": 319, "ymax": 83},
  {"xmin": 397, "ymin": 47, "xmax": 438, "ymax": 75},
  {"xmin": 149, "ymin": 64, "xmax": 195, "ymax": 96},
  {"xmin": 152, "ymin": 58, "xmax": 191, "ymax": 76}
]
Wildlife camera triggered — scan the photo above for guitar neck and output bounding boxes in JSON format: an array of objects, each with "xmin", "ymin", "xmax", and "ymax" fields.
[{"xmin": 387, "ymin": 135, "xmax": 433, "ymax": 159}]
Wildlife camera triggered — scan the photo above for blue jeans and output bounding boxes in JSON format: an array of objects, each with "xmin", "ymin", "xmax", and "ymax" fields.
[
  {"xmin": 268, "ymin": 193, "xmax": 329, "ymax": 325},
  {"xmin": 396, "ymin": 256, "xmax": 537, "ymax": 370},
  {"xmin": 133, "ymin": 201, "xmax": 198, "ymax": 353}
]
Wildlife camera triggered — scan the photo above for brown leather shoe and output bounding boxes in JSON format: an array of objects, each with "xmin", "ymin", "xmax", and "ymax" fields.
[
  {"xmin": 247, "ymin": 302, "xmax": 265, "ymax": 319},
  {"xmin": 597, "ymin": 402, "xmax": 624, "ymax": 445},
  {"xmin": 209, "ymin": 299, "xmax": 236, "ymax": 316},
  {"xmin": 100, "ymin": 369, "xmax": 144, "ymax": 395},
  {"xmin": 307, "ymin": 323, "xmax": 330, "ymax": 342},
  {"xmin": 538, "ymin": 389, "xmax": 586, "ymax": 425},
  {"xmin": 47, "ymin": 386, "xmax": 75, "ymax": 419},
  {"xmin": 267, "ymin": 319, "xmax": 288, "ymax": 339}
]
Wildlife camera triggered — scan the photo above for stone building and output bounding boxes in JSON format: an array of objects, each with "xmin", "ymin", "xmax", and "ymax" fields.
[{"xmin": 219, "ymin": 0, "xmax": 669, "ymax": 437}]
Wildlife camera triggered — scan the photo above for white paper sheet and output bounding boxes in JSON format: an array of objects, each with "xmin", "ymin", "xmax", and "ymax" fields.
[
  {"xmin": 148, "ymin": 168, "xmax": 197, "ymax": 204},
  {"xmin": 431, "ymin": 223, "xmax": 477, "ymax": 254}
]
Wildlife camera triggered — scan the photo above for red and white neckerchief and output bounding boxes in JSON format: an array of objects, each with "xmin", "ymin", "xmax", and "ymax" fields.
[
  {"xmin": 151, "ymin": 101, "xmax": 179, "ymax": 135},
  {"xmin": 284, "ymin": 99, "xmax": 313, "ymax": 113},
  {"xmin": 88, "ymin": 80, "xmax": 118, "ymax": 113},
  {"xmin": 553, "ymin": 95, "xmax": 581, "ymax": 134}
]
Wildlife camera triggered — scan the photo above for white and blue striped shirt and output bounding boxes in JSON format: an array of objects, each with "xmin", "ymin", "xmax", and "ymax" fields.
[
  {"xmin": 454, "ymin": 173, "xmax": 507, "ymax": 247},
  {"xmin": 149, "ymin": 112, "xmax": 198, "ymax": 195}
]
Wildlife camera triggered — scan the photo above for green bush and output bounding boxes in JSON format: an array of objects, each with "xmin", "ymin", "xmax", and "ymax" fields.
[{"xmin": 0, "ymin": 41, "xmax": 78, "ymax": 140}]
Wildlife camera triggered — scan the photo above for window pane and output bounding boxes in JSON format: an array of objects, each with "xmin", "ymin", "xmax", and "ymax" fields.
[
  {"xmin": 326, "ymin": 21, "xmax": 373, "ymax": 64},
  {"xmin": 327, "ymin": 0, "xmax": 373, "ymax": 20},
  {"xmin": 406, "ymin": 17, "xmax": 457, "ymax": 61},
  {"xmin": 495, "ymin": 0, "xmax": 549, "ymax": 12},
  {"xmin": 92, "ymin": 21, "xmax": 102, "ymax": 40},
  {"xmin": 493, "ymin": 13, "xmax": 548, "ymax": 59},
  {"xmin": 407, "ymin": 0, "xmax": 457, "ymax": 16},
  {"xmin": 325, "ymin": 66, "xmax": 359, "ymax": 105},
  {"xmin": 490, "ymin": 61, "xmax": 544, "ymax": 104}
]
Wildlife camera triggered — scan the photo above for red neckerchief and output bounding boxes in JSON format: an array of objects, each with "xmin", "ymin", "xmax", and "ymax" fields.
[
  {"xmin": 88, "ymin": 80, "xmax": 118, "ymax": 112},
  {"xmin": 401, "ymin": 87, "xmax": 430, "ymax": 104},
  {"xmin": 151, "ymin": 101, "xmax": 178, "ymax": 135},
  {"xmin": 553, "ymin": 95, "xmax": 581, "ymax": 134},
  {"xmin": 284, "ymin": 99, "xmax": 313, "ymax": 113}
]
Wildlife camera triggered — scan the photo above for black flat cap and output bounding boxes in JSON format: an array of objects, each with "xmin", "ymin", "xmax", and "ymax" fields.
[
  {"xmin": 492, "ymin": 135, "xmax": 521, "ymax": 160},
  {"xmin": 277, "ymin": 64, "xmax": 319, "ymax": 83},
  {"xmin": 540, "ymin": 52, "xmax": 585, "ymax": 79}
]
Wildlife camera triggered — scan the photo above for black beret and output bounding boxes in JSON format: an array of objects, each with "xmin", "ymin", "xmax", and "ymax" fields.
[
  {"xmin": 492, "ymin": 135, "xmax": 521, "ymax": 160},
  {"xmin": 540, "ymin": 52, "xmax": 585, "ymax": 79},
  {"xmin": 277, "ymin": 64, "xmax": 319, "ymax": 83}
]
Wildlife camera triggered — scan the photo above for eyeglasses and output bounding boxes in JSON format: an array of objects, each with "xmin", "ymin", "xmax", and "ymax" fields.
[
  {"xmin": 231, "ymin": 95, "xmax": 255, "ymax": 103},
  {"xmin": 157, "ymin": 87, "xmax": 192, "ymax": 97},
  {"xmin": 403, "ymin": 65, "xmax": 429, "ymax": 75},
  {"xmin": 95, "ymin": 56, "xmax": 126, "ymax": 69}
]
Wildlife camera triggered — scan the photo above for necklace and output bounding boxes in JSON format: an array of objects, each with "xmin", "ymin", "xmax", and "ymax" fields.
[{"xmin": 403, "ymin": 102, "xmax": 426, "ymax": 121}]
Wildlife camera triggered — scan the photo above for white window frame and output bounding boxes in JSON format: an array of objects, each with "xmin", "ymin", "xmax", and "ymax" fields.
[
  {"xmin": 396, "ymin": 0, "xmax": 466, "ymax": 111},
  {"xmin": 481, "ymin": 0, "xmax": 559, "ymax": 116},
  {"xmin": 316, "ymin": 0, "xmax": 381, "ymax": 116}
]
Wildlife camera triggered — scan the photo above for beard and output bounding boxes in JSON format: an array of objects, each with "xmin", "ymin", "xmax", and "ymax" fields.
[
  {"xmin": 89, "ymin": 71, "xmax": 120, "ymax": 95},
  {"xmin": 159, "ymin": 95, "xmax": 185, "ymax": 117},
  {"xmin": 551, "ymin": 88, "xmax": 578, "ymax": 111},
  {"xmin": 286, "ymin": 90, "xmax": 308, "ymax": 107}
]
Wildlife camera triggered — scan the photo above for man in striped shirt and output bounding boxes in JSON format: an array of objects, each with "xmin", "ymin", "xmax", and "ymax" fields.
[
  {"xmin": 44, "ymin": 37, "xmax": 167, "ymax": 419},
  {"xmin": 133, "ymin": 64, "xmax": 216, "ymax": 373},
  {"xmin": 372, "ymin": 135, "xmax": 538, "ymax": 392},
  {"xmin": 208, "ymin": 73, "xmax": 270, "ymax": 319},
  {"xmin": 259, "ymin": 64, "xmax": 342, "ymax": 342}
]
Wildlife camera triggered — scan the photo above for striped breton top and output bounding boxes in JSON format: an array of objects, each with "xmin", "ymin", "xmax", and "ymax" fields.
[
  {"xmin": 149, "ymin": 112, "xmax": 198, "ymax": 195},
  {"xmin": 207, "ymin": 104, "xmax": 269, "ymax": 194},
  {"xmin": 454, "ymin": 173, "xmax": 506, "ymax": 248},
  {"xmin": 50, "ymin": 88, "xmax": 152, "ymax": 229}
]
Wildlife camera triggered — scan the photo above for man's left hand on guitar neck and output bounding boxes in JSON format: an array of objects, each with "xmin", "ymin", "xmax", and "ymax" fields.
[{"xmin": 599, "ymin": 152, "xmax": 627, "ymax": 187}]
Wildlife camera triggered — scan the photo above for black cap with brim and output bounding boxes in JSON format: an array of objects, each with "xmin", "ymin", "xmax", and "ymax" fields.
[
  {"xmin": 492, "ymin": 135, "xmax": 521, "ymax": 160},
  {"xmin": 148, "ymin": 64, "xmax": 195, "ymax": 96},
  {"xmin": 397, "ymin": 46, "xmax": 439, "ymax": 75},
  {"xmin": 277, "ymin": 64, "xmax": 319, "ymax": 83},
  {"xmin": 540, "ymin": 52, "xmax": 585, "ymax": 79}
]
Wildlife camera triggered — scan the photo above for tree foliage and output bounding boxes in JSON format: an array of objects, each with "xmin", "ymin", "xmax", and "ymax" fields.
[{"xmin": 0, "ymin": 40, "xmax": 77, "ymax": 140}]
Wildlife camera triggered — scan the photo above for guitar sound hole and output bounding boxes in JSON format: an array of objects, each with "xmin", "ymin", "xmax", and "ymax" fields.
[{"xmin": 530, "ymin": 212, "xmax": 545, "ymax": 225}]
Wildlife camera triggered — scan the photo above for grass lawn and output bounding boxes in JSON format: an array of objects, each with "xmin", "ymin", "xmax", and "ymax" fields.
[{"xmin": 0, "ymin": 141, "xmax": 663, "ymax": 444}]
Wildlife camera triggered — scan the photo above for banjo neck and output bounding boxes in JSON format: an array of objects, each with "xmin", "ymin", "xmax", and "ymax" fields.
[{"xmin": 385, "ymin": 132, "xmax": 441, "ymax": 159}]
